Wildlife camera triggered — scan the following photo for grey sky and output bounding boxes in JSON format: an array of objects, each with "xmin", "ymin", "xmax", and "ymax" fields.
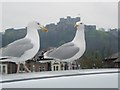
[{"xmin": 2, "ymin": 2, "xmax": 118, "ymax": 32}]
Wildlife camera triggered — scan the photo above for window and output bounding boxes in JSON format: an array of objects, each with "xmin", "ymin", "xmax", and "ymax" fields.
[
  {"xmin": 39, "ymin": 67, "xmax": 42, "ymax": 71},
  {"xmin": 61, "ymin": 64, "xmax": 64, "ymax": 70},
  {"xmin": 3, "ymin": 66, "xmax": 6, "ymax": 73},
  {"xmin": 54, "ymin": 66, "xmax": 55, "ymax": 71},
  {"xmin": 42, "ymin": 67, "xmax": 45, "ymax": 71},
  {"xmin": 33, "ymin": 65, "xmax": 35, "ymax": 72},
  {"xmin": 0, "ymin": 64, "xmax": 7, "ymax": 74},
  {"xmin": 56, "ymin": 66, "xmax": 59, "ymax": 71}
]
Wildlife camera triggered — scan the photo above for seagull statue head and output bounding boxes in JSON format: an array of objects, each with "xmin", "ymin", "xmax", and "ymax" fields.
[
  {"xmin": 26, "ymin": 21, "xmax": 48, "ymax": 39},
  {"xmin": 37, "ymin": 23, "xmax": 48, "ymax": 33},
  {"xmin": 33, "ymin": 21, "xmax": 48, "ymax": 32},
  {"xmin": 74, "ymin": 21, "xmax": 84, "ymax": 30}
]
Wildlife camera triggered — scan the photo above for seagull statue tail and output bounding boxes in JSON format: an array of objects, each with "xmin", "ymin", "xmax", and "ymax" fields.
[
  {"xmin": 0, "ymin": 56, "xmax": 15, "ymax": 62},
  {"xmin": 44, "ymin": 49, "xmax": 55, "ymax": 59}
]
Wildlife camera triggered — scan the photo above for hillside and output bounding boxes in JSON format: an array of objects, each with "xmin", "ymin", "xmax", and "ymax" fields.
[{"xmin": 0, "ymin": 17, "xmax": 118, "ymax": 68}]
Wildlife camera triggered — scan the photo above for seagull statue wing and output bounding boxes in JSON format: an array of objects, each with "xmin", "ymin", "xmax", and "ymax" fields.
[
  {"xmin": 1, "ymin": 38, "xmax": 33, "ymax": 58},
  {"xmin": 44, "ymin": 42, "xmax": 79, "ymax": 60}
]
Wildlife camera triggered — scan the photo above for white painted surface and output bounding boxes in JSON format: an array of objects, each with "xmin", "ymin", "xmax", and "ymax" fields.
[{"xmin": 1, "ymin": 69, "xmax": 119, "ymax": 88}]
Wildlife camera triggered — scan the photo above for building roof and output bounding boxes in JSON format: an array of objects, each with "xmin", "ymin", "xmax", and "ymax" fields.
[
  {"xmin": 104, "ymin": 52, "xmax": 119, "ymax": 60},
  {"xmin": 113, "ymin": 58, "xmax": 120, "ymax": 63}
]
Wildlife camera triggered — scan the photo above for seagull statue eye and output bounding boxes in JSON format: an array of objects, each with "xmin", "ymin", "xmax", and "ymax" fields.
[{"xmin": 37, "ymin": 23, "xmax": 40, "ymax": 25}]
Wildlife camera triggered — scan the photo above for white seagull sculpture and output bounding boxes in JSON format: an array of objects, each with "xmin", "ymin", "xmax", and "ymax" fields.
[
  {"xmin": 0, "ymin": 21, "xmax": 48, "ymax": 73},
  {"xmin": 44, "ymin": 21, "xmax": 86, "ymax": 69}
]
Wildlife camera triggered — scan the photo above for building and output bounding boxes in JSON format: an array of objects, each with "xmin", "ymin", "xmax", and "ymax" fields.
[
  {"xmin": 0, "ymin": 61, "xmax": 17, "ymax": 74},
  {"xmin": 26, "ymin": 60, "xmax": 51, "ymax": 72},
  {"xmin": 72, "ymin": 60, "xmax": 80, "ymax": 70},
  {"xmin": 103, "ymin": 52, "xmax": 119, "ymax": 68},
  {"xmin": 58, "ymin": 16, "xmax": 80, "ymax": 26},
  {"xmin": 51, "ymin": 60, "xmax": 68, "ymax": 71},
  {"xmin": 85, "ymin": 25, "xmax": 96, "ymax": 31},
  {"xmin": 113, "ymin": 58, "xmax": 120, "ymax": 68},
  {"xmin": 0, "ymin": 60, "xmax": 51, "ymax": 74},
  {"xmin": 0, "ymin": 51, "xmax": 80, "ymax": 74},
  {"xmin": 51, "ymin": 60, "xmax": 80, "ymax": 71},
  {"xmin": 51, "ymin": 61, "xmax": 61, "ymax": 71}
]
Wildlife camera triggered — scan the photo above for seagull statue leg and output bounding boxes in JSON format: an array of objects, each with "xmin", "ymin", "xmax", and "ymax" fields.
[
  {"xmin": 16, "ymin": 63, "xmax": 20, "ymax": 73},
  {"xmin": 69, "ymin": 62, "xmax": 73, "ymax": 70},
  {"xmin": 68, "ymin": 62, "xmax": 71, "ymax": 70},
  {"xmin": 23, "ymin": 62, "xmax": 31, "ymax": 73}
]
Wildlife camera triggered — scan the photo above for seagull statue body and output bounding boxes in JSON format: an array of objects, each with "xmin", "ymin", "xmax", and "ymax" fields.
[
  {"xmin": 44, "ymin": 21, "xmax": 86, "ymax": 68},
  {"xmin": 0, "ymin": 21, "xmax": 48, "ymax": 72}
]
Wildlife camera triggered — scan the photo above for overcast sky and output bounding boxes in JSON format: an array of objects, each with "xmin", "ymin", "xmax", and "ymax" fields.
[{"xmin": 2, "ymin": 2, "xmax": 118, "ymax": 32}]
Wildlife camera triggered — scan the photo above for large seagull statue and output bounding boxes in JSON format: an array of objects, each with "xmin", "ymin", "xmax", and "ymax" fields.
[
  {"xmin": 44, "ymin": 21, "xmax": 86, "ymax": 69},
  {"xmin": 0, "ymin": 21, "xmax": 48, "ymax": 73}
]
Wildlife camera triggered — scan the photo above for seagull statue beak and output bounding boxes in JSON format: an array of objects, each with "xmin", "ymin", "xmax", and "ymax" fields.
[
  {"xmin": 74, "ymin": 24, "xmax": 79, "ymax": 28},
  {"xmin": 40, "ymin": 26, "xmax": 48, "ymax": 32}
]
